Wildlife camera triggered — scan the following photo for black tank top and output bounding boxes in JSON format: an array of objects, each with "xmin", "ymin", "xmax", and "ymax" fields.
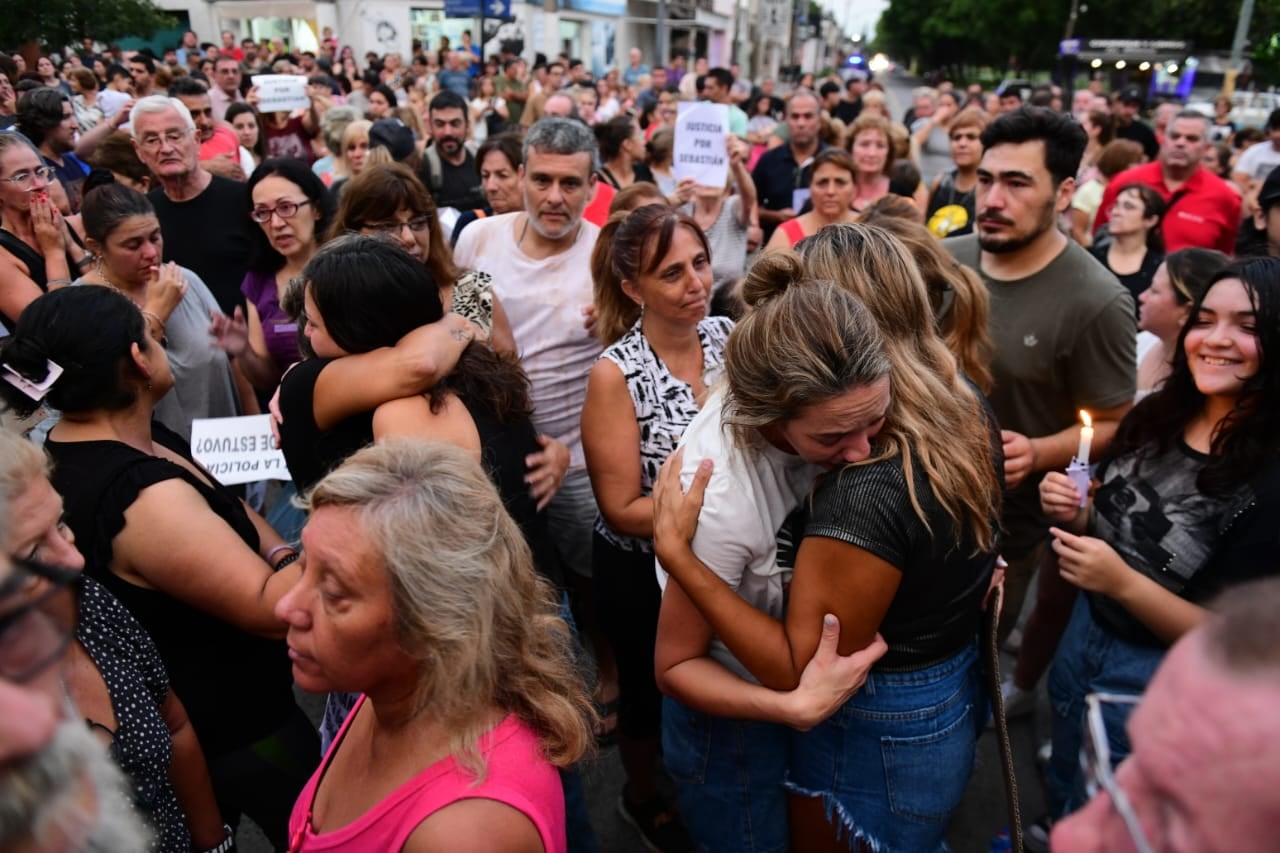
[{"xmin": 46, "ymin": 421, "xmax": 297, "ymax": 758}]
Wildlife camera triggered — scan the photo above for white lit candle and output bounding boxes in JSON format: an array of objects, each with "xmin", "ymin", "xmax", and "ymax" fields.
[{"xmin": 1077, "ymin": 410, "xmax": 1093, "ymax": 466}]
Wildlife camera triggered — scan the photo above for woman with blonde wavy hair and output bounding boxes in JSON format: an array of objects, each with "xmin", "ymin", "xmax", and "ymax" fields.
[
  {"xmin": 654, "ymin": 238, "xmax": 1002, "ymax": 850},
  {"xmin": 851, "ymin": 209, "xmax": 995, "ymax": 394},
  {"xmin": 279, "ymin": 440, "xmax": 593, "ymax": 852}
]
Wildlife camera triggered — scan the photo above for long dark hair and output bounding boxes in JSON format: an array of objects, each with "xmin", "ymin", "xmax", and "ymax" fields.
[
  {"xmin": 245, "ymin": 158, "xmax": 333, "ymax": 274},
  {"xmin": 303, "ymin": 235, "xmax": 530, "ymax": 420},
  {"xmin": 1106, "ymin": 257, "xmax": 1280, "ymax": 494},
  {"xmin": 0, "ymin": 287, "xmax": 150, "ymax": 418}
]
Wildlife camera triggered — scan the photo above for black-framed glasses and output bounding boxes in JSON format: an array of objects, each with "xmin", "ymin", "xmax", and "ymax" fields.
[
  {"xmin": 0, "ymin": 558, "xmax": 81, "ymax": 683},
  {"xmin": 250, "ymin": 199, "xmax": 313, "ymax": 223},
  {"xmin": 361, "ymin": 214, "xmax": 432, "ymax": 236},
  {"xmin": 1082, "ymin": 692, "xmax": 1154, "ymax": 853},
  {"xmin": 0, "ymin": 165, "xmax": 56, "ymax": 189}
]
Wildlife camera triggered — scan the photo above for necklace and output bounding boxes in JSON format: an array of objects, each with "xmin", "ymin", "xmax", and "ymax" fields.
[{"xmin": 96, "ymin": 259, "xmax": 144, "ymax": 306}]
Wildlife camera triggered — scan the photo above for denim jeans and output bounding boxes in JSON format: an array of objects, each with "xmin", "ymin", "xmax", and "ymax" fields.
[
  {"xmin": 662, "ymin": 697, "xmax": 790, "ymax": 853},
  {"xmin": 1046, "ymin": 595, "xmax": 1164, "ymax": 817},
  {"xmin": 787, "ymin": 643, "xmax": 983, "ymax": 852}
]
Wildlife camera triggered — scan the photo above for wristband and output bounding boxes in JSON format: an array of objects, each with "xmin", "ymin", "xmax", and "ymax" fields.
[
  {"xmin": 201, "ymin": 824, "xmax": 235, "ymax": 853},
  {"xmin": 274, "ymin": 551, "xmax": 301, "ymax": 570},
  {"xmin": 266, "ymin": 544, "xmax": 295, "ymax": 565}
]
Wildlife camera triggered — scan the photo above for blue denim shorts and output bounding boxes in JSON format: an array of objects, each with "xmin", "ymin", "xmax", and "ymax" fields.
[
  {"xmin": 661, "ymin": 696, "xmax": 790, "ymax": 853},
  {"xmin": 786, "ymin": 643, "xmax": 983, "ymax": 852}
]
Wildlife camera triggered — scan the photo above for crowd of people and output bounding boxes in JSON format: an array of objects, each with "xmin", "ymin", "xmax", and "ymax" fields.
[{"xmin": 0, "ymin": 26, "xmax": 1278, "ymax": 853}]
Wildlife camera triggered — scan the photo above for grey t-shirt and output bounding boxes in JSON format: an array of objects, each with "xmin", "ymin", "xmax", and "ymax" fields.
[
  {"xmin": 684, "ymin": 195, "xmax": 748, "ymax": 294},
  {"xmin": 944, "ymin": 235, "xmax": 1136, "ymax": 554},
  {"xmin": 73, "ymin": 270, "xmax": 240, "ymax": 441}
]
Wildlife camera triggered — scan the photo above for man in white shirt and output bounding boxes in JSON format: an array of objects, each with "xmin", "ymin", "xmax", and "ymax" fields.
[
  {"xmin": 453, "ymin": 116, "xmax": 602, "ymax": 581},
  {"xmin": 209, "ymin": 54, "xmax": 245, "ymax": 122},
  {"xmin": 452, "ymin": 114, "xmax": 613, "ymax": 768},
  {"xmin": 1231, "ymin": 108, "xmax": 1280, "ymax": 189}
]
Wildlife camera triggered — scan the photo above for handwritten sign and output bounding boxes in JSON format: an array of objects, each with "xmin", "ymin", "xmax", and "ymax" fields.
[
  {"xmin": 190, "ymin": 415, "xmax": 292, "ymax": 485},
  {"xmin": 673, "ymin": 102, "xmax": 729, "ymax": 188},
  {"xmin": 251, "ymin": 74, "xmax": 309, "ymax": 113}
]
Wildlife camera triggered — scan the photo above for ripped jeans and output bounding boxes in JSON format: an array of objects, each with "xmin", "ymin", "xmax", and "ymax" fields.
[{"xmin": 786, "ymin": 643, "xmax": 984, "ymax": 852}]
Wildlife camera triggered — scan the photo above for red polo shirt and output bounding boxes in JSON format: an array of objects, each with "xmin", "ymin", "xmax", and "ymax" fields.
[{"xmin": 1093, "ymin": 162, "xmax": 1240, "ymax": 255}]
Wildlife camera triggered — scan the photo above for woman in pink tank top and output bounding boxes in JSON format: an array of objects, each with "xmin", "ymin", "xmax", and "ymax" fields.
[{"xmin": 275, "ymin": 441, "xmax": 595, "ymax": 852}]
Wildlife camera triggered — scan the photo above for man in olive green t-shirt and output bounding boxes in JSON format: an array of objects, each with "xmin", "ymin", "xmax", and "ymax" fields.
[{"xmin": 945, "ymin": 107, "xmax": 1136, "ymax": 657}]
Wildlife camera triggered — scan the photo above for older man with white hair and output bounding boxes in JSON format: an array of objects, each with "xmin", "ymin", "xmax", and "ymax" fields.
[
  {"xmin": 0, "ymin": 554, "xmax": 155, "ymax": 853},
  {"xmin": 130, "ymin": 94, "xmax": 253, "ymax": 314}
]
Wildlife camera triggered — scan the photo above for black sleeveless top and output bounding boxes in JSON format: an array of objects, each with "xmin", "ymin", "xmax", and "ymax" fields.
[
  {"xmin": 0, "ymin": 227, "xmax": 85, "ymax": 329},
  {"xmin": 46, "ymin": 422, "xmax": 297, "ymax": 758},
  {"xmin": 278, "ymin": 357, "xmax": 562, "ymax": 588}
]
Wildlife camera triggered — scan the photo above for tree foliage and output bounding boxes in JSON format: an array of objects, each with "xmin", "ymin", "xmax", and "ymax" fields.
[
  {"xmin": 876, "ymin": 0, "xmax": 1280, "ymax": 76},
  {"xmin": 0, "ymin": 0, "xmax": 174, "ymax": 52}
]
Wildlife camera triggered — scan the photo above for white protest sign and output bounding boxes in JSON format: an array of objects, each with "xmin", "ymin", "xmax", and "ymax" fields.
[
  {"xmin": 251, "ymin": 75, "xmax": 310, "ymax": 113},
  {"xmin": 190, "ymin": 415, "xmax": 292, "ymax": 485},
  {"xmin": 673, "ymin": 102, "xmax": 730, "ymax": 189}
]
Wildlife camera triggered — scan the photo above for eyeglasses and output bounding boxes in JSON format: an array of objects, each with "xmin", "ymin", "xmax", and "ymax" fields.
[
  {"xmin": 0, "ymin": 558, "xmax": 81, "ymax": 683},
  {"xmin": 250, "ymin": 199, "xmax": 313, "ymax": 223},
  {"xmin": 361, "ymin": 214, "xmax": 432, "ymax": 235},
  {"xmin": 1081, "ymin": 692, "xmax": 1154, "ymax": 853},
  {"xmin": 0, "ymin": 165, "xmax": 56, "ymax": 189},
  {"xmin": 137, "ymin": 128, "xmax": 194, "ymax": 150}
]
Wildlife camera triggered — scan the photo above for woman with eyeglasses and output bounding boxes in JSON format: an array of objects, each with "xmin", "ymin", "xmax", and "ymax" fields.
[
  {"xmin": 0, "ymin": 429, "xmax": 231, "ymax": 853},
  {"xmin": 1090, "ymin": 183, "xmax": 1167, "ymax": 310},
  {"xmin": 0, "ymin": 132, "xmax": 83, "ymax": 331},
  {"xmin": 0, "ymin": 285, "xmax": 321, "ymax": 849},
  {"xmin": 74, "ymin": 179, "xmax": 241, "ymax": 441},
  {"xmin": 208, "ymin": 159, "xmax": 332, "ymax": 396},
  {"xmin": 1037, "ymin": 257, "xmax": 1280, "ymax": 830},
  {"xmin": 329, "ymin": 161, "xmax": 516, "ymax": 353}
]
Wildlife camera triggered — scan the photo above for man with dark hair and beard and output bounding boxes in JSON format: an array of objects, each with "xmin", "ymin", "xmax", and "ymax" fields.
[
  {"xmin": 0, "ymin": 555, "xmax": 154, "ymax": 852},
  {"xmin": 419, "ymin": 89, "xmax": 485, "ymax": 211},
  {"xmin": 945, "ymin": 107, "xmax": 1136, "ymax": 722}
]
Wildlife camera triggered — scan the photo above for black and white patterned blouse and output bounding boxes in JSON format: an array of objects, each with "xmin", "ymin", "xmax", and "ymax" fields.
[
  {"xmin": 452, "ymin": 269, "xmax": 495, "ymax": 334},
  {"xmin": 77, "ymin": 576, "xmax": 191, "ymax": 852},
  {"xmin": 594, "ymin": 315, "xmax": 735, "ymax": 552}
]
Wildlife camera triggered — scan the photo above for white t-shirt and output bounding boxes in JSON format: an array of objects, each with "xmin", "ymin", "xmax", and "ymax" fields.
[
  {"xmin": 453, "ymin": 212, "xmax": 601, "ymax": 470},
  {"xmin": 657, "ymin": 388, "xmax": 822, "ymax": 682},
  {"xmin": 1234, "ymin": 142, "xmax": 1280, "ymax": 183}
]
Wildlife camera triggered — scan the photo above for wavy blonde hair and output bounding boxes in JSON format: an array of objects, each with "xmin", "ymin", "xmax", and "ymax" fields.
[
  {"xmin": 795, "ymin": 223, "xmax": 1000, "ymax": 551},
  {"xmin": 305, "ymin": 440, "xmax": 594, "ymax": 776},
  {"xmin": 855, "ymin": 209, "xmax": 994, "ymax": 394},
  {"xmin": 722, "ymin": 252, "xmax": 890, "ymax": 448}
]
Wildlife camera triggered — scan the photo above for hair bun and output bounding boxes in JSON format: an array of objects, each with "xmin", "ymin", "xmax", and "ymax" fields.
[
  {"xmin": 741, "ymin": 251, "xmax": 805, "ymax": 307},
  {"xmin": 1, "ymin": 333, "xmax": 53, "ymax": 385}
]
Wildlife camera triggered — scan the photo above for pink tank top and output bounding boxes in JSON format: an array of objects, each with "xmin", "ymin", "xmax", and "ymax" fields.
[{"xmin": 287, "ymin": 696, "xmax": 565, "ymax": 852}]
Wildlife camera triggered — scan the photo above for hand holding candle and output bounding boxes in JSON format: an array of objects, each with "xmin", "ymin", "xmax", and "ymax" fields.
[{"xmin": 1076, "ymin": 410, "xmax": 1093, "ymax": 467}]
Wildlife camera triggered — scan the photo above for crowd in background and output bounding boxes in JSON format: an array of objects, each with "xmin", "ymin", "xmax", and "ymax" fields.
[{"xmin": 0, "ymin": 24, "xmax": 1278, "ymax": 853}]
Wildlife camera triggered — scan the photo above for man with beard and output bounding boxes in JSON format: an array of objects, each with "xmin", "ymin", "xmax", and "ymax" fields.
[
  {"xmin": 945, "ymin": 106, "xmax": 1135, "ymax": 663},
  {"xmin": 1095, "ymin": 110, "xmax": 1241, "ymax": 254},
  {"xmin": 451, "ymin": 117, "xmax": 600, "ymax": 850},
  {"xmin": 0, "ymin": 555, "xmax": 155, "ymax": 853},
  {"xmin": 418, "ymin": 90, "xmax": 485, "ymax": 212}
]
